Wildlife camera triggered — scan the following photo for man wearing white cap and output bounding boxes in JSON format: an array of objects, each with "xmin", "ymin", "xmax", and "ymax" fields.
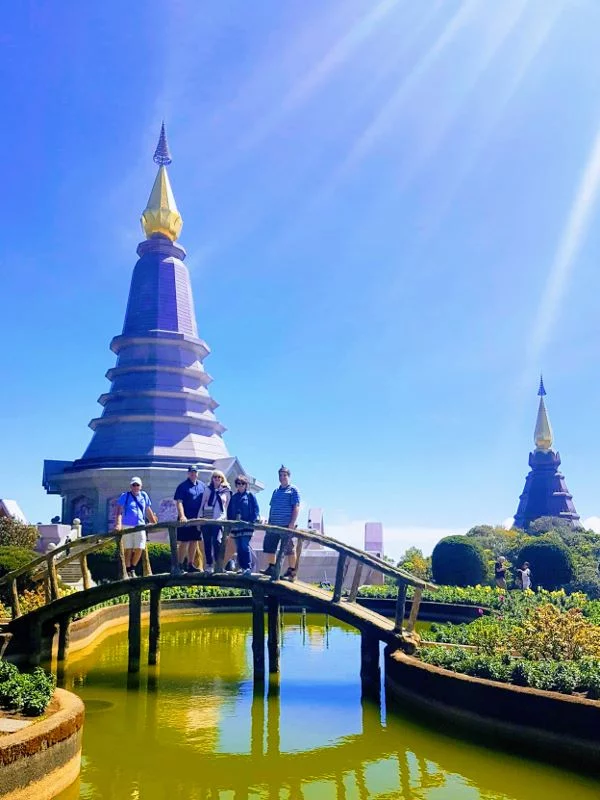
[{"xmin": 115, "ymin": 477, "xmax": 157, "ymax": 578}]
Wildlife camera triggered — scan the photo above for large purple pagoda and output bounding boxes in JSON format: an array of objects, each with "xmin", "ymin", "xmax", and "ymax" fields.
[
  {"xmin": 513, "ymin": 377, "xmax": 580, "ymax": 530},
  {"xmin": 43, "ymin": 125, "xmax": 259, "ymax": 532}
]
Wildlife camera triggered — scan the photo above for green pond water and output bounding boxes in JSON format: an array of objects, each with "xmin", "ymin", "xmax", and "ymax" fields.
[{"xmin": 54, "ymin": 612, "xmax": 600, "ymax": 800}]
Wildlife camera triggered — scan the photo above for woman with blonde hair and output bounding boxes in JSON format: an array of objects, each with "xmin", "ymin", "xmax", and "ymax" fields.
[{"xmin": 199, "ymin": 470, "xmax": 231, "ymax": 573}]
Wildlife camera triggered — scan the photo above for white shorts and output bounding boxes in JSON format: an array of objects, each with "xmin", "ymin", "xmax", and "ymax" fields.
[{"xmin": 123, "ymin": 530, "xmax": 147, "ymax": 550}]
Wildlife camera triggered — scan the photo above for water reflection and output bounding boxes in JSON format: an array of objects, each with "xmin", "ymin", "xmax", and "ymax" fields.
[{"xmin": 55, "ymin": 613, "xmax": 600, "ymax": 800}]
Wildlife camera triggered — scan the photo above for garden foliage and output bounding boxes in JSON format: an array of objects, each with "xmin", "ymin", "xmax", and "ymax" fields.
[
  {"xmin": 0, "ymin": 546, "xmax": 37, "ymax": 603},
  {"xmin": 0, "ymin": 661, "xmax": 55, "ymax": 716}
]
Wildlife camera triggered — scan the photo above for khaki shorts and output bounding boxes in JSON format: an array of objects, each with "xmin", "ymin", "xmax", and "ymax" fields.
[{"xmin": 123, "ymin": 530, "xmax": 147, "ymax": 550}]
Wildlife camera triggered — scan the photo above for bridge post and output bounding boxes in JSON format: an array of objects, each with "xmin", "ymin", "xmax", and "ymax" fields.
[
  {"xmin": 117, "ymin": 536, "xmax": 128, "ymax": 581},
  {"xmin": 9, "ymin": 579, "xmax": 21, "ymax": 619},
  {"xmin": 148, "ymin": 586, "xmax": 161, "ymax": 665},
  {"xmin": 57, "ymin": 614, "xmax": 72, "ymax": 664},
  {"xmin": 273, "ymin": 535, "xmax": 288, "ymax": 581},
  {"xmin": 80, "ymin": 554, "xmax": 92, "ymax": 590},
  {"xmin": 360, "ymin": 631, "xmax": 380, "ymax": 695},
  {"xmin": 48, "ymin": 553, "xmax": 60, "ymax": 600},
  {"xmin": 267, "ymin": 594, "xmax": 280, "ymax": 674},
  {"xmin": 128, "ymin": 588, "xmax": 142, "ymax": 673},
  {"xmin": 252, "ymin": 587, "xmax": 266, "ymax": 682},
  {"xmin": 348, "ymin": 563, "xmax": 363, "ymax": 603},
  {"xmin": 332, "ymin": 554, "xmax": 347, "ymax": 603},
  {"xmin": 406, "ymin": 587, "xmax": 423, "ymax": 632},
  {"xmin": 394, "ymin": 581, "xmax": 407, "ymax": 633},
  {"xmin": 167, "ymin": 525, "xmax": 181, "ymax": 574}
]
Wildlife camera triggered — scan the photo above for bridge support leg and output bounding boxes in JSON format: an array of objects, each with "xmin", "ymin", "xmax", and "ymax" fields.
[
  {"xmin": 57, "ymin": 615, "xmax": 72, "ymax": 664},
  {"xmin": 128, "ymin": 588, "xmax": 142, "ymax": 673},
  {"xmin": 25, "ymin": 620, "xmax": 42, "ymax": 669},
  {"xmin": 148, "ymin": 587, "xmax": 161, "ymax": 666},
  {"xmin": 267, "ymin": 595, "xmax": 280, "ymax": 674},
  {"xmin": 360, "ymin": 631, "xmax": 380, "ymax": 695},
  {"xmin": 252, "ymin": 587, "xmax": 265, "ymax": 683}
]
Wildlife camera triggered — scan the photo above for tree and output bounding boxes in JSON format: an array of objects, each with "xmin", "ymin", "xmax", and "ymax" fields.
[
  {"xmin": 528, "ymin": 516, "xmax": 577, "ymax": 537},
  {"xmin": 397, "ymin": 547, "xmax": 431, "ymax": 580},
  {"xmin": 0, "ymin": 517, "xmax": 39, "ymax": 550},
  {"xmin": 517, "ymin": 538, "xmax": 574, "ymax": 590},
  {"xmin": 431, "ymin": 536, "xmax": 488, "ymax": 587}
]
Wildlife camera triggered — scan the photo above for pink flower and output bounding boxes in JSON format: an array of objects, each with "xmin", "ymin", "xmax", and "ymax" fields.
[
  {"xmin": 499, "ymin": 595, "xmax": 505, "ymax": 603},
  {"xmin": 477, "ymin": 608, "xmax": 484, "ymax": 616}
]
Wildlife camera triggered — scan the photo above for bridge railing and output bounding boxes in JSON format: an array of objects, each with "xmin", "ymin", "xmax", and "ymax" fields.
[{"xmin": 0, "ymin": 520, "xmax": 435, "ymax": 630}]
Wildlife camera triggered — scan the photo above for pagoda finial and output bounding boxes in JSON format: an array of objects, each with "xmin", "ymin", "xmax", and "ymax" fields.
[
  {"xmin": 153, "ymin": 121, "xmax": 172, "ymax": 166},
  {"xmin": 538, "ymin": 374, "xmax": 546, "ymax": 397},
  {"xmin": 141, "ymin": 123, "xmax": 182, "ymax": 241},
  {"xmin": 534, "ymin": 377, "xmax": 553, "ymax": 451}
]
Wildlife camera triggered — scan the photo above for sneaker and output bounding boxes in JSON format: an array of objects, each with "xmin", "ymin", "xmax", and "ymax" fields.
[
  {"xmin": 242, "ymin": 568, "xmax": 252, "ymax": 576},
  {"xmin": 187, "ymin": 563, "xmax": 201, "ymax": 573},
  {"xmin": 204, "ymin": 565, "xmax": 214, "ymax": 575},
  {"xmin": 127, "ymin": 568, "xmax": 136, "ymax": 579},
  {"xmin": 261, "ymin": 564, "xmax": 276, "ymax": 578},
  {"xmin": 283, "ymin": 568, "xmax": 297, "ymax": 582}
]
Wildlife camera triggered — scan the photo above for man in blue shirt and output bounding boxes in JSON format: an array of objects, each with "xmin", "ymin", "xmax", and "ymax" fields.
[
  {"xmin": 262, "ymin": 465, "xmax": 300, "ymax": 580},
  {"xmin": 115, "ymin": 477, "xmax": 157, "ymax": 578},
  {"xmin": 174, "ymin": 465, "xmax": 205, "ymax": 572}
]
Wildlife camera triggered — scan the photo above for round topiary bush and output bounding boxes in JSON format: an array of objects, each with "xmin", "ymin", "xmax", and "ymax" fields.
[
  {"xmin": 87, "ymin": 541, "xmax": 119, "ymax": 583},
  {"xmin": 0, "ymin": 546, "xmax": 37, "ymax": 602},
  {"xmin": 516, "ymin": 538, "xmax": 574, "ymax": 590},
  {"xmin": 431, "ymin": 535, "xmax": 488, "ymax": 587},
  {"xmin": 147, "ymin": 543, "xmax": 171, "ymax": 574}
]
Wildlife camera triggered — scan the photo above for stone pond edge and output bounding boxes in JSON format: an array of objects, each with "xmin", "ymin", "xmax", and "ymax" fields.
[{"xmin": 0, "ymin": 688, "xmax": 84, "ymax": 800}]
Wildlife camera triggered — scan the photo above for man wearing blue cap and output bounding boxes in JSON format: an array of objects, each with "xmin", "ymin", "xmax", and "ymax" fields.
[{"xmin": 174, "ymin": 465, "xmax": 205, "ymax": 572}]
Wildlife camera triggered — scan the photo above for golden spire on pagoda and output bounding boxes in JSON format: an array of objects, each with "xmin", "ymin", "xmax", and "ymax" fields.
[
  {"xmin": 141, "ymin": 122, "xmax": 183, "ymax": 241},
  {"xmin": 534, "ymin": 375, "xmax": 553, "ymax": 451}
]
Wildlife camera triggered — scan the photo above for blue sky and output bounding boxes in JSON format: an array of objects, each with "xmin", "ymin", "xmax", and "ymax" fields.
[{"xmin": 2, "ymin": 0, "xmax": 600, "ymax": 557}]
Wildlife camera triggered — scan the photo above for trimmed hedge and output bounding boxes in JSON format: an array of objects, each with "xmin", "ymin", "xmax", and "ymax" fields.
[
  {"xmin": 87, "ymin": 542, "xmax": 172, "ymax": 582},
  {"xmin": 517, "ymin": 538, "xmax": 574, "ymax": 590},
  {"xmin": 431, "ymin": 536, "xmax": 488, "ymax": 587},
  {"xmin": 0, "ymin": 517, "xmax": 39, "ymax": 550}
]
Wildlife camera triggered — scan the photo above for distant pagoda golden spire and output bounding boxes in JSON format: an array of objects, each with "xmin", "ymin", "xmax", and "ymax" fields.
[
  {"xmin": 534, "ymin": 375, "xmax": 553, "ymax": 451},
  {"xmin": 141, "ymin": 122, "xmax": 183, "ymax": 241}
]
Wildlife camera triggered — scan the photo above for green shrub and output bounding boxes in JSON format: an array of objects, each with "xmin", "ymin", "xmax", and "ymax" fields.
[
  {"xmin": 418, "ymin": 647, "xmax": 600, "ymax": 699},
  {"xmin": 87, "ymin": 541, "xmax": 119, "ymax": 583},
  {"xmin": 517, "ymin": 538, "xmax": 574, "ymax": 590},
  {"xmin": 0, "ymin": 517, "xmax": 39, "ymax": 550},
  {"xmin": 0, "ymin": 546, "xmax": 37, "ymax": 603},
  {"xmin": 431, "ymin": 536, "xmax": 488, "ymax": 587},
  {"xmin": 147, "ymin": 543, "xmax": 171, "ymax": 574},
  {"xmin": 0, "ymin": 664, "xmax": 54, "ymax": 716}
]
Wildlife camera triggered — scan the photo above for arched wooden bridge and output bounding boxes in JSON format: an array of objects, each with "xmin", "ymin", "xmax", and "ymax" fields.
[{"xmin": 0, "ymin": 520, "xmax": 435, "ymax": 681}]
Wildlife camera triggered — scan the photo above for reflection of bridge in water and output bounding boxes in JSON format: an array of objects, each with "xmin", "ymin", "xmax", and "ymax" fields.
[{"xmin": 55, "ymin": 616, "xmax": 594, "ymax": 800}]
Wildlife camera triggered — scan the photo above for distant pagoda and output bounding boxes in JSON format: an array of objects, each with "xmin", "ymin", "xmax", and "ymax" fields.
[
  {"xmin": 513, "ymin": 377, "xmax": 580, "ymax": 530},
  {"xmin": 43, "ymin": 125, "xmax": 259, "ymax": 532}
]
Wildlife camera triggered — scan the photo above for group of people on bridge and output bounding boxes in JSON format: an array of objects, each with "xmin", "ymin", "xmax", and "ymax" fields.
[{"xmin": 114, "ymin": 465, "xmax": 301, "ymax": 581}]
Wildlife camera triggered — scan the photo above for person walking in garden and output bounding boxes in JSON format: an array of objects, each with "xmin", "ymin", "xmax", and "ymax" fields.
[
  {"xmin": 174, "ymin": 465, "xmax": 205, "ymax": 573},
  {"xmin": 262, "ymin": 465, "xmax": 300, "ymax": 581},
  {"xmin": 227, "ymin": 475, "xmax": 260, "ymax": 575},
  {"xmin": 494, "ymin": 558, "xmax": 507, "ymax": 589},
  {"xmin": 115, "ymin": 477, "xmax": 157, "ymax": 578},
  {"xmin": 519, "ymin": 561, "xmax": 532, "ymax": 590},
  {"xmin": 199, "ymin": 470, "xmax": 231, "ymax": 573}
]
